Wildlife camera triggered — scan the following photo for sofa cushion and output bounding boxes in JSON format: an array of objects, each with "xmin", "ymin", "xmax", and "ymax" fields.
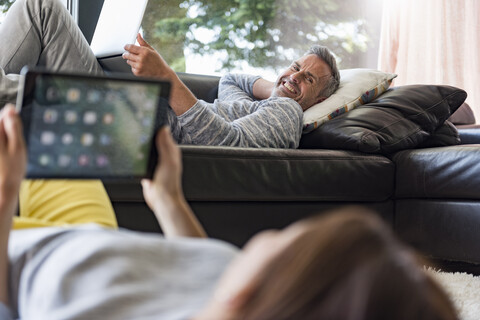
[
  {"xmin": 303, "ymin": 69, "xmax": 396, "ymax": 133},
  {"xmin": 394, "ymin": 145, "xmax": 480, "ymax": 199},
  {"xmin": 180, "ymin": 146, "xmax": 395, "ymax": 202},
  {"xmin": 417, "ymin": 120, "xmax": 460, "ymax": 148},
  {"xmin": 105, "ymin": 146, "xmax": 395, "ymax": 203},
  {"xmin": 300, "ymin": 85, "xmax": 467, "ymax": 154},
  {"xmin": 395, "ymin": 200, "xmax": 480, "ymax": 264}
]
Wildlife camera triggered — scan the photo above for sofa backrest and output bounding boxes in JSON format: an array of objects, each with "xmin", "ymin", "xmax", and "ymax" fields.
[{"xmin": 177, "ymin": 72, "xmax": 219, "ymax": 103}]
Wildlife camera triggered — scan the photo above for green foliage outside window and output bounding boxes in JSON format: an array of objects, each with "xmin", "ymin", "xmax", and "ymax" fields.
[
  {"xmin": 145, "ymin": 0, "xmax": 374, "ymax": 73},
  {"xmin": 0, "ymin": 0, "xmax": 14, "ymax": 13},
  {"xmin": 1, "ymin": 0, "xmax": 378, "ymax": 73}
]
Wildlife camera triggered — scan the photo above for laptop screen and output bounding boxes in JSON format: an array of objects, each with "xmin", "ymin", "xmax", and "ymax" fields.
[{"xmin": 90, "ymin": 0, "xmax": 149, "ymax": 58}]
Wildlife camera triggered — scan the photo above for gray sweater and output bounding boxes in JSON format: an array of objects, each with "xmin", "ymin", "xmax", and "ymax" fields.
[
  {"xmin": 169, "ymin": 74, "xmax": 304, "ymax": 148},
  {"xmin": 2, "ymin": 225, "xmax": 238, "ymax": 320}
]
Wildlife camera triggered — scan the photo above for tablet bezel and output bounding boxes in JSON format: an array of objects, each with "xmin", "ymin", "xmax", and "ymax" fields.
[{"xmin": 17, "ymin": 68, "xmax": 171, "ymax": 181}]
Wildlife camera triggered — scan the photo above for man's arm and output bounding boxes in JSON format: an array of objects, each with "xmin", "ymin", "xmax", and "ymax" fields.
[
  {"xmin": 123, "ymin": 34, "xmax": 198, "ymax": 116},
  {"xmin": 0, "ymin": 105, "xmax": 26, "ymax": 307},
  {"xmin": 218, "ymin": 74, "xmax": 274, "ymax": 102},
  {"xmin": 141, "ymin": 127, "xmax": 207, "ymax": 238},
  {"xmin": 252, "ymin": 78, "xmax": 275, "ymax": 100}
]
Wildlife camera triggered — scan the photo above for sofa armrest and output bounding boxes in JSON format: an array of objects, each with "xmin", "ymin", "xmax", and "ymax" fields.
[{"xmin": 457, "ymin": 126, "xmax": 480, "ymax": 144}]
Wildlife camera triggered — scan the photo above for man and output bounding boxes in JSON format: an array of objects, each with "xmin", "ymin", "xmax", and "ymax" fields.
[{"xmin": 0, "ymin": 0, "xmax": 340, "ymax": 148}]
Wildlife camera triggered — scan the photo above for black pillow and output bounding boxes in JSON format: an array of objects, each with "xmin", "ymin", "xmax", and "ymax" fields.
[{"xmin": 299, "ymin": 85, "xmax": 467, "ymax": 154}]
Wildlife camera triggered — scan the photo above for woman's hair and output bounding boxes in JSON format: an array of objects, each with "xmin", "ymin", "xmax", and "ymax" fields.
[{"xmin": 236, "ymin": 207, "xmax": 458, "ymax": 320}]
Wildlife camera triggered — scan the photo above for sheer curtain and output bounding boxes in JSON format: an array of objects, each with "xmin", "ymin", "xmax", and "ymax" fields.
[{"xmin": 378, "ymin": 0, "xmax": 480, "ymax": 123}]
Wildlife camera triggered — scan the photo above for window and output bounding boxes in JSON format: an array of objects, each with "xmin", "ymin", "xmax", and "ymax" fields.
[
  {"xmin": 0, "ymin": 0, "xmax": 14, "ymax": 23},
  {"xmin": 1, "ymin": 0, "xmax": 384, "ymax": 81},
  {"xmin": 141, "ymin": 0, "xmax": 384, "ymax": 79}
]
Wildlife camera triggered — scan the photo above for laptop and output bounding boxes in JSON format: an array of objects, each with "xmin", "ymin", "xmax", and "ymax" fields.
[
  {"xmin": 90, "ymin": 0, "xmax": 149, "ymax": 73},
  {"xmin": 16, "ymin": 68, "xmax": 171, "ymax": 180}
]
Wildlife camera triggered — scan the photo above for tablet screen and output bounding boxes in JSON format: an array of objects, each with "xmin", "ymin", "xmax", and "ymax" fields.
[{"xmin": 19, "ymin": 70, "xmax": 170, "ymax": 179}]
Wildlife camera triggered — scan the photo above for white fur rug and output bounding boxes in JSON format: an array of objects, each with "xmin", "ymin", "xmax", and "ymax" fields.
[{"xmin": 427, "ymin": 269, "xmax": 480, "ymax": 320}]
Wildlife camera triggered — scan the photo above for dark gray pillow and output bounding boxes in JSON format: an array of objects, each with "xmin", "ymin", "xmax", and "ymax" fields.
[{"xmin": 299, "ymin": 85, "xmax": 467, "ymax": 154}]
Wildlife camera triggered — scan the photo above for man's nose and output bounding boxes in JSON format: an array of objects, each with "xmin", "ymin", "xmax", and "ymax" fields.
[{"xmin": 290, "ymin": 72, "xmax": 302, "ymax": 83}]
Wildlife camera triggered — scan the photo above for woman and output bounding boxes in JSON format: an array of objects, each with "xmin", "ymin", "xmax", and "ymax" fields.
[{"xmin": 0, "ymin": 105, "xmax": 457, "ymax": 319}]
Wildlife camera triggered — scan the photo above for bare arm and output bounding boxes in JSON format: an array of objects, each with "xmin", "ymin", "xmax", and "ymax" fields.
[
  {"xmin": 252, "ymin": 78, "xmax": 275, "ymax": 100},
  {"xmin": 141, "ymin": 127, "xmax": 206, "ymax": 238},
  {"xmin": 0, "ymin": 105, "xmax": 26, "ymax": 306},
  {"xmin": 123, "ymin": 34, "xmax": 198, "ymax": 116}
]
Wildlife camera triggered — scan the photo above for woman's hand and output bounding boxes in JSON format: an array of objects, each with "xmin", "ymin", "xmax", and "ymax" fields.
[
  {"xmin": 123, "ymin": 33, "xmax": 175, "ymax": 79},
  {"xmin": 0, "ymin": 104, "xmax": 26, "ymax": 306},
  {"xmin": 0, "ymin": 104, "xmax": 26, "ymax": 222},
  {"xmin": 141, "ymin": 127, "xmax": 206, "ymax": 238},
  {"xmin": 141, "ymin": 127, "xmax": 183, "ymax": 208}
]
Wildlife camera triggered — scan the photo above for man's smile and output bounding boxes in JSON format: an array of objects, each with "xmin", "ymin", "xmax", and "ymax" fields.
[{"xmin": 282, "ymin": 80, "xmax": 298, "ymax": 95}]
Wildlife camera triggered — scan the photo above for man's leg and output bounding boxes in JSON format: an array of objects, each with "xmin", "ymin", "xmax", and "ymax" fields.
[
  {"xmin": 0, "ymin": 69, "xmax": 19, "ymax": 105},
  {"xmin": 13, "ymin": 180, "xmax": 118, "ymax": 229},
  {"xmin": 0, "ymin": 0, "xmax": 103, "ymax": 75}
]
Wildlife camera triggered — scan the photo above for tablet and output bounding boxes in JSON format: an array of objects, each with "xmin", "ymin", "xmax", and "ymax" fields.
[{"xmin": 17, "ymin": 69, "xmax": 171, "ymax": 180}]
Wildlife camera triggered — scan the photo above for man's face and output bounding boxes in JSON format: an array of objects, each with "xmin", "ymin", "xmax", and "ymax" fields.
[{"xmin": 271, "ymin": 54, "xmax": 332, "ymax": 111}]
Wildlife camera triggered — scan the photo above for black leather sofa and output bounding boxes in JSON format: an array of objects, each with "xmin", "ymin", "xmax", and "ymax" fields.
[{"xmin": 105, "ymin": 73, "xmax": 480, "ymax": 268}]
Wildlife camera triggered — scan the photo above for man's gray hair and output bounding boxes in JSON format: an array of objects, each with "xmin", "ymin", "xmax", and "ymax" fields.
[{"xmin": 306, "ymin": 45, "xmax": 340, "ymax": 98}]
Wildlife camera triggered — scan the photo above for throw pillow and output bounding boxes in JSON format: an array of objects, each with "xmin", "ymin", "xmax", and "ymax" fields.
[
  {"xmin": 302, "ymin": 68, "xmax": 397, "ymax": 133},
  {"xmin": 299, "ymin": 85, "xmax": 467, "ymax": 154},
  {"xmin": 448, "ymin": 102, "xmax": 476, "ymax": 125},
  {"xmin": 418, "ymin": 120, "xmax": 461, "ymax": 148}
]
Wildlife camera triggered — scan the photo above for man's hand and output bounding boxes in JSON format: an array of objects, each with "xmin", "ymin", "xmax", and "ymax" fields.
[
  {"xmin": 0, "ymin": 104, "xmax": 26, "ymax": 221},
  {"xmin": 123, "ymin": 33, "xmax": 175, "ymax": 79},
  {"xmin": 141, "ymin": 127, "xmax": 206, "ymax": 238},
  {"xmin": 123, "ymin": 34, "xmax": 198, "ymax": 116}
]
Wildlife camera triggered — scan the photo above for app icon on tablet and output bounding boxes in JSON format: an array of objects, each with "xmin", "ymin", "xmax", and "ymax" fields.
[
  {"xmin": 62, "ymin": 133, "xmax": 74, "ymax": 145},
  {"xmin": 67, "ymin": 88, "xmax": 81, "ymax": 103},
  {"xmin": 96, "ymin": 155, "xmax": 109, "ymax": 167},
  {"xmin": 103, "ymin": 113, "xmax": 114, "ymax": 125},
  {"xmin": 46, "ymin": 87, "xmax": 59, "ymax": 102},
  {"xmin": 43, "ymin": 109, "xmax": 58, "ymax": 124},
  {"xmin": 78, "ymin": 154, "xmax": 90, "ymax": 166},
  {"xmin": 83, "ymin": 111, "xmax": 97, "ymax": 125},
  {"xmin": 40, "ymin": 131, "xmax": 56, "ymax": 145},
  {"xmin": 87, "ymin": 89, "xmax": 102, "ymax": 103},
  {"xmin": 38, "ymin": 154, "xmax": 51, "ymax": 166},
  {"xmin": 58, "ymin": 154, "xmax": 72, "ymax": 167},
  {"xmin": 65, "ymin": 110, "xmax": 78, "ymax": 124},
  {"xmin": 81, "ymin": 133, "xmax": 95, "ymax": 146},
  {"xmin": 100, "ymin": 134, "xmax": 112, "ymax": 146}
]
